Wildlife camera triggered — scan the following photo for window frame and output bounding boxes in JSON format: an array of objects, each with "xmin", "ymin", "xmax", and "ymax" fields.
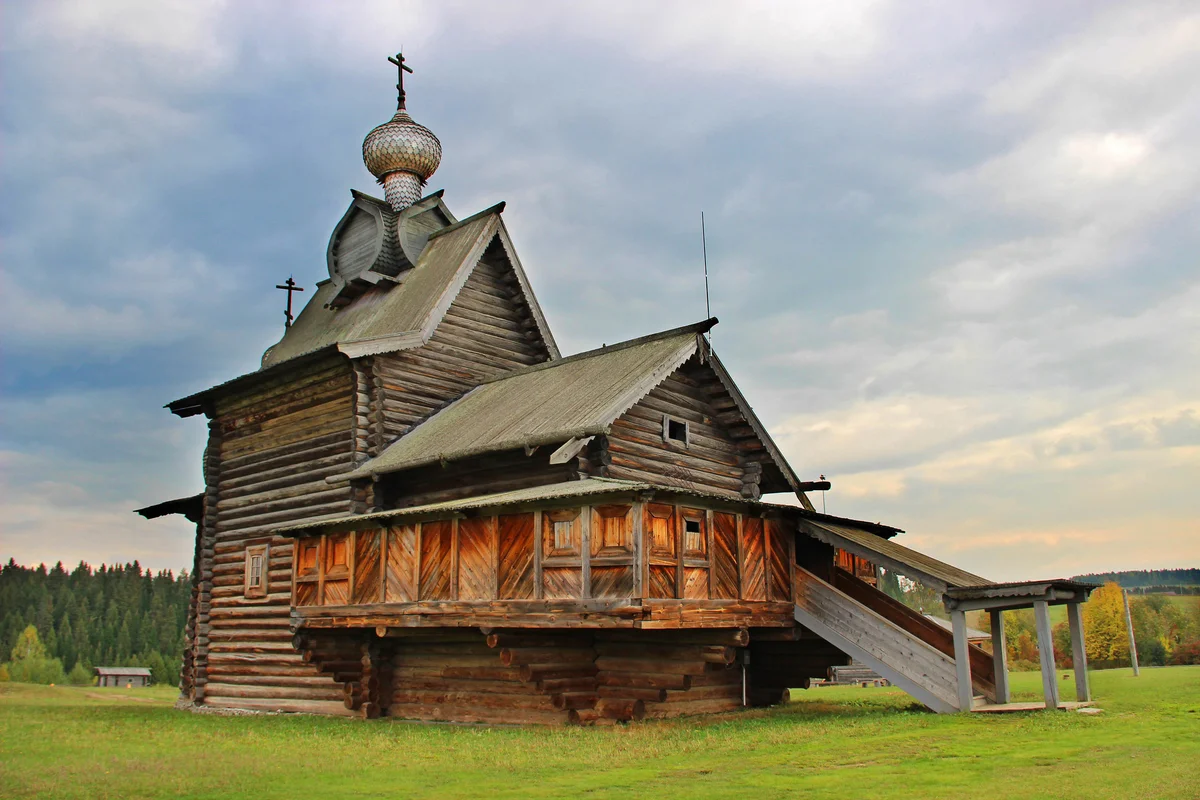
[
  {"xmin": 244, "ymin": 542, "xmax": 270, "ymax": 599},
  {"xmin": 662, "ymin": 414, "xmax": 690, "ymax": 447}
]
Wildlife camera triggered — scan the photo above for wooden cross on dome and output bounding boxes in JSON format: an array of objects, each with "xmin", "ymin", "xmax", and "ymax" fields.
[
  {"xmin": 388, "ymin": 51, "xmax": 414, "ymax": 109},
  {"xmin": 275, "ymin": 276, "xmax": 304, "ymax": 329}
]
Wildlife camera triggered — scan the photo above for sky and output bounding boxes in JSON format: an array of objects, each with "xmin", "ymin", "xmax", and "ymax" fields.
[{"xmin": 1, "ymin": 0, "xmax": 1197, "ymax": 581}]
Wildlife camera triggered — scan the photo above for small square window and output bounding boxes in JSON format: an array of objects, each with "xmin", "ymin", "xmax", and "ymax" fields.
[
  {"xmin": 684, "ymin": 519, "xmax": 702, "ymax": 552},
  {"xmin": 663, "ymin": 415, "xmax": 689, "ymax": 445}
]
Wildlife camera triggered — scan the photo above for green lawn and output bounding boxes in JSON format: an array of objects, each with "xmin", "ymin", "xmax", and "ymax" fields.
[{"xmin": 1, "ymin": 667, "xmax": 1197, "ymax": 799}]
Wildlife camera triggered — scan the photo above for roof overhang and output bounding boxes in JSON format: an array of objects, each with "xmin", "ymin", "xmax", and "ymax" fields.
[{"xmin": 134, "ymin": 493, "xmax": 205, "ymax": 523}]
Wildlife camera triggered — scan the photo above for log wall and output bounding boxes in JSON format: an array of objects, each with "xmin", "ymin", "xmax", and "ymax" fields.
[
  {"xmin": 292, "ymin": 627, "xmax": 843, "ymax": 724},
  {"xmin": 605, "ymin": 357, "xmax": 788, "ymax": 499},
  {"xmin": 366, "ymin": 243, "xmax": 551, "ymax": 454},
  {"xmin": 196, "ymin": 355, "xmax": 356, "ymax": 714}
]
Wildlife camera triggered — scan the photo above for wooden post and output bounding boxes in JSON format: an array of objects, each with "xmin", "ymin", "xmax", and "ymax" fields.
[
  {"xmin": 1033, "ymin": 600, "xmax": 1059, "ymax": 710},
  {"xmin": 989, "ymin": 609, "xmax": 1010, "ymax": 704},
  {"xmin": 1066, "ymin": 602, "xmax": 1090, "ymax": 701},
  {"xmin": 951, "ymin": 610, "xmax": 974, "ymax": 711},
  {"xmin": 1122, "ymin": 589, "xmax": 1140, "ymax": 677}
]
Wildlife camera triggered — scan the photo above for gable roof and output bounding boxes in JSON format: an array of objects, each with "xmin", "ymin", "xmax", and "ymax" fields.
[
  {"xmin": 345, "ymin": 320, "xmax": 713, "ymax": 479},
  {"xmin": 262, "ymin": 202, "xmax": 557, "ymax": 365},
  {"xmin": 168, "ymin": 197, "xmax": 559, "ymax": 417},
  {"xmin": 342, "ymin": 317, "xmax": 807, "ymax": 503}
]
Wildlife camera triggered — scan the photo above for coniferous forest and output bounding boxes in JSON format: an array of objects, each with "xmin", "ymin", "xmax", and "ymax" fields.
[{"xmin": 0, "ymin": 559, "xmax": 190, "ymax": 686}]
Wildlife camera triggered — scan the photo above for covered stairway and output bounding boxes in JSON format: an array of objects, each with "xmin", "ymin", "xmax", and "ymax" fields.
[{"xmin": 792, "ymin": 517, "xmax": 1097, "ymax": 713}]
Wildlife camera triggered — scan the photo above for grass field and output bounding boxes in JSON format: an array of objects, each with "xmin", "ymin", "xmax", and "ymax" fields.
[{"xmin": 1, "ymin": 667, "xmax": 1197, "ymax": 799}]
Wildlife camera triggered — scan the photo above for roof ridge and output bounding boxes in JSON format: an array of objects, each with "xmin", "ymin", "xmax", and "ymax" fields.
[
  {"xmin": 428, "ymin": 201, "xmax": 506, "ymax": 241},
  {"xmin": 479, "ymin": 317, "xmax": 718, "ymax": 385}
]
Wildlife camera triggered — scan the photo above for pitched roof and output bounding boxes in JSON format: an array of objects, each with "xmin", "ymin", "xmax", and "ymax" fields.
[
  {"xmin": 262, "ymin": 204, "xmax": 501, "ymax": 366},
  {"xmin": 278, "ymin": 477, "xmax": 809, "ymax": 537},
  {"xmin": 798, "ymin": 517, "xmax": 992, "ymax": 592},
  {"xmin": 345, "ymin": 320, "xmax": 715, "ymax": 479},
  {"xmin": 94, "ymin": 667, "xmax": 152, "ymax": 676},
  {"xmin": 167, "ymin": 199, "xmax": 558, "ymax": 417}
]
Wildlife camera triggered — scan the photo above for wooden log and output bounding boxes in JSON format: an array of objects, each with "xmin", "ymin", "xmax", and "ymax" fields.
[
  {"xmin": 644, "ymin": 698, "xmax": 742, "ymax": 718},
  {"xmin": 486, "ymin": 633, "xmax": 593, "ymax": 649},
  {"xmin": 595, "ymin": 671, "xmax": 691, "ymax": 691},
  {"xmin": 601, "ymin": 628, "xmax": 749, "ymax": 647},
  {"xmin": 538, "ymin": 677, "xmax": 598, "ymax": 693},
  {"xmin": 746, "ymin": 687, "xmax": 790, "ymax": 706},
  {"xmin": 595, "ymin": 698, "xmax": 644, "ymax": 721},
  {"xmin": 520, "ymin": 663, "xmax": 599, "ymax": 683},
  {"xmin": 500, "ymin": 647, "xmax": 595, "ymax": 667},
  {"xmin": 551, "ymin": 692, "xmax": 597, "ymax": 710},
  {"xmin": 596, "ymin": 686, "xmax": 666, "ymax": 703},
  {"xmin": 594, "ymin": 657, "xmax": 707, "ymax": 676},
  {"xmin": 567, "ymin": 709, "xmax": 599, "ymax": 726}
]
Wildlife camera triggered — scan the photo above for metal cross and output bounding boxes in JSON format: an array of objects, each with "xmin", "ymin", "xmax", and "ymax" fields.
[
  {"xmin": 388, "ymin": 51, "xmax": 414, "ymax": 109},
  {"xmin": 275, "ymin": 276, "xmax": 304, "ymax": 329}
]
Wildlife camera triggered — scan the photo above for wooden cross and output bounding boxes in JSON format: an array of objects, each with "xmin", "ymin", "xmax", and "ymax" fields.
[
  {"xmin": 388, "ymin": 51, "xmax": 414, "ymax": 109},
  {"xmin": 275, "ymin": 276, "xmax": 304, "ymax": 329}
]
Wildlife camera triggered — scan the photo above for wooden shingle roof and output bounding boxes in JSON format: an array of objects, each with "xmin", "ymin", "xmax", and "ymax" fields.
[{"xmin": 345, "ymin": 321, "xmax": 713, "ymax": 479}]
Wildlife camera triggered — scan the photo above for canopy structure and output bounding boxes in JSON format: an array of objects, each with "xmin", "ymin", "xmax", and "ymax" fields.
[{"xmin": 796, "ymin": 517, "xmax": 1096, "ymax": 712}]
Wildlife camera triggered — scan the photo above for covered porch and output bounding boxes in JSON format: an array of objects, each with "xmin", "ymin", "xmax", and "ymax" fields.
[{"xmin": 798, "ymin": 518, "xmax": 1097, "ymax": 712}]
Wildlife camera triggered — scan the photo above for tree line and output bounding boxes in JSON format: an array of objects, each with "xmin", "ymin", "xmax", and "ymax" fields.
[
  {"xmin": 0, "ymin": 559, "xmax": 190, "ymax": 686},
  {"xmin": 1071, "ymin": 568, "xmax": 1200, "ymax": 592}
]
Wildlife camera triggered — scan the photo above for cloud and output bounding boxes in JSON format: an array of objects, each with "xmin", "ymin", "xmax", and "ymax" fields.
[{"xmin": 1, "ymin": 0, "xmax": 1197, "ymax": 586}]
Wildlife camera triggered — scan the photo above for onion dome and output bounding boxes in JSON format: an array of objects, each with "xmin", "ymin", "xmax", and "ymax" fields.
[{"xmin": 362, "ymin": 52, "xmax": 442, "ymax": 211}]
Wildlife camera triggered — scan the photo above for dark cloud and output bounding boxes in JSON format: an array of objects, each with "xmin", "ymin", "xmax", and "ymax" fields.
[{"xmin": 2, "ymin": 0, "xmax": 1197, "ymax": 578}]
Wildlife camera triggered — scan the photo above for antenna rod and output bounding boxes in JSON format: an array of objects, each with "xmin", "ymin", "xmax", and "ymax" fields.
[{"xmin": 701, "ymin": 211, "xmax": 711, "ymax": 343}]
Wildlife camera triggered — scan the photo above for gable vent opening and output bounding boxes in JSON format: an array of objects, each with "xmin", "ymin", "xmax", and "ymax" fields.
[{"xmin": 664, "ymin": 416, "xmax": 689, "ymax": 445}]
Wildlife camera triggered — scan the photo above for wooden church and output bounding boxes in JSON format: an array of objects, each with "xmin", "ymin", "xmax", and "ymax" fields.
[{"xmin": 139, "ymin": 55, "xmax": 1097, "ymax": 724}]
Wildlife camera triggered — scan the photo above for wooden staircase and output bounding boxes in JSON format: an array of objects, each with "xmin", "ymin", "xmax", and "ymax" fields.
[{"xmin": 793, "ymin": 566, "xmax": 996, "ymax": 713}]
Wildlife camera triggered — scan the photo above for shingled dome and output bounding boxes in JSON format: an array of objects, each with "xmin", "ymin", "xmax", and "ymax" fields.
[{"xmin": 363, "ymin": 109, "xmax": 442, "ymax": 210}]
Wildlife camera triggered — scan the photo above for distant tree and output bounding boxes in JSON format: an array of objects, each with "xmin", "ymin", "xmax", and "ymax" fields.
[
  {"xmin": 878, "ymin": 569, "xmax": 904, "ymax": 603},
  {"xmin": 1083, "ymin": 582, "xmax": 1128, "ymax": 661},
  {"xmin": 1016, "ymin": 631, "xmax": 1037, "ymax": 663},
  {"xmin": 1170, "ymin": 639, "xmax": 1200, "ymax": 666},
  {"xmin": 1052, "ymin": 622, "xmax": 1072, "ymax": 668},
  {"xmin": 5, "ymin": 625, "xmax": 66, "ymax": 684},
  {"xmin": 0, "ymin": 664, "xmax": 9, "ymax": 682},
  {"xmin": 67, "ymin": 662, "xmax": 92, "ymax": 685}
]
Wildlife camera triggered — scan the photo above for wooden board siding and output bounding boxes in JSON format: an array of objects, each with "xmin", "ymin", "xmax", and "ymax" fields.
[
  {"xmin": 385, "ymin": 524, "xmax": 419, "ymax": 602},
  {"xmin": 712, "ymin": 512, "xmax": 739, "ymax": 600},
  {"xmin": 643, "ymin": 503, "xmax": 676, "ymax": 600},
  {"xmin": 498, "ymin": 514, "xmax": 535, "ymax": 600},
  {"xmin": 606, "ymin": 360, "xmax": 749, "ymax": 498},
  {"xmin": 367, "ymin": 246, "xmax": 552, "ymax": 453},
  {"xmin": 419, "ymin": 520, "xmax": 454, "ymax": 600},
  {"xmin": 741, "ymin": 517, "xmax": 767, "ymax": 601},
  {"xmin": 197, "ymin": 355, "xmax": 355, "ymax": 712},
  {"xmin": 457, "ymin": 517, "xmax": 496, "ymax": 601},
  {"xmin": 767, "ymin": 520, "xmax": 792, "ymax": 603}
]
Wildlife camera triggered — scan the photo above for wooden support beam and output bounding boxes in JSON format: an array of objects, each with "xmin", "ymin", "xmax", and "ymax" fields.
[
  {"xmin": 1066, "ymin": 602, "xmax": 1090, "ymax": 702},
  {"xmin": 1122, "ymin": 588, "xmax": 1140, "ymax": 677},
  {"xmin": 1033, "ymin": 600, "xmax": 1059, "ymax": 710},
  {"xmin": 951, "ymin": 610, "xmax": 974, "ymax": 712},
  {"xmin": 989, "ymin": 609, "xmax": 1010, "ymax": 704}
]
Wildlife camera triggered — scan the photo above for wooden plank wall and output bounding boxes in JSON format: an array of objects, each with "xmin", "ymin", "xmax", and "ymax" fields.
[
  {"xmin": 606, "ymin": 362, "xmax": 750, "ymax": 498},
  {"xmin": 197, "ymin": 355, "xmax": 356, "ymax": 714},
  {"xmin": 292, "ymin": 504, "xmax": 794, "ymax": 608},
  {"xmin": 366, "ymin": 242, "xmax": 551, "ymax": 455}
]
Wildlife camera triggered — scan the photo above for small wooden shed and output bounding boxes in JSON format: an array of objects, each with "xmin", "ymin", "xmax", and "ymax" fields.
[{"xmin": 95, "ymin": 667, "xmax": 152, "ymax": 688}]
